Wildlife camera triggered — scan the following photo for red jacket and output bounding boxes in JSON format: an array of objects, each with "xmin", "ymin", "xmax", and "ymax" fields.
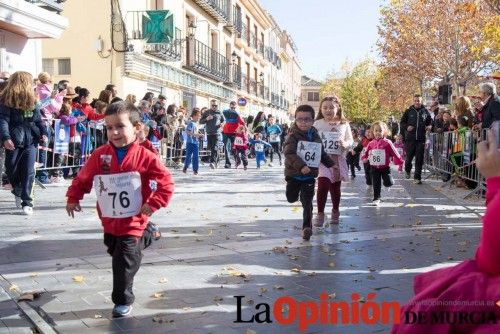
[
  {"xmin": 233, "ymin": 132, "xmax": 249, "ymax": 150},
  {"xmin": 66, "ymin": 141, "xmax": 174, "ymax": 237},
  {"xmin": 361, "ymin": 137, "xmax": 403, "ymax": 169},
  {"xmin": 73, "ymin": 102, "xmax": 105, "ymax": 121},
  {"xmin": 140, "ymin": 139, "xmax": 158, "ymax": 155}
]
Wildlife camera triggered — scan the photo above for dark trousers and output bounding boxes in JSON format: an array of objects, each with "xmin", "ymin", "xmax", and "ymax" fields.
[
  {"xmin": 36, "ymin": 125, "xmax": 52, "ymax": 182},
  {"xmin": 405, "ymin": 141, "xmax": 425, "ymax": 180},
  {"xmin": 206, "ymin": 134, "xmax": 219, "ymax": 164},
  {"xmin": 222, "ymin": 133, "xmax": 235, "ymax": 166},
  {"xmin": 234, "ymin": 148, "xmax": 248, "ymax": 167},
  {"xmin": 286, "ymin": 178, "xmax": 315, "ymax": 229},
  {"xmin": 371, "ymin": 166, "xmax": 394, "ymax": 200},
  {"xmin": 363, "ymin": 162, "xmax": 372, "ymax": 185},
  {"xmin": 270, "ymin": 142, "xmax": 281, "ymax": 163},
  {"xmin": 103, "ymin": 230, "xmax": 153, "ymax": 306},
  {"xmin": 5, "ymin": 146, "xmax": 37, "ymax": 207}
]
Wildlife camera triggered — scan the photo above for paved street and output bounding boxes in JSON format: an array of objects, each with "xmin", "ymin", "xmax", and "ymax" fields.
[{"xmin": 0, "ymin": 164, "xmax": 485, "ymax": 334}]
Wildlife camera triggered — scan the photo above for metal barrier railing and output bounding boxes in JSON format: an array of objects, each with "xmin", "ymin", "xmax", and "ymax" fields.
[{"xmin": 423, "ymin": 128, "xmax": 487, "ymax": 199}]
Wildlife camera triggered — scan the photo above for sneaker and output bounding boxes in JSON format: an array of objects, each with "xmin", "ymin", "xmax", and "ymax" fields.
[
  {"xmin": 414, "ymin": 179, "xmax": 422, "ymax": 185},
  {"xmin": 371, "ymin": 199, "xmax": 381, "ymax": 206},
  {"xmin": 405, "ymin": 172, "xmax": 411, "ymax": 179},
  {"xmin": 235, "ymin": 163, "xmax": 240, "ymax": 169},
  {"xmin": 357, "ymin": 166, "xmax": 361, "ymax": 171},
  {"xmin": 279, "ymin": 161, "xmax": 282, "ymax": 166},
  {"xmin": 224, "ymin": 164, "xmax": 231, "ymax": 169},
  {"xmin": 194, "ymin": 172, "xmax": 199, "ymax": 175},
  {"xmin": 302, "ymin": 227, "xmax": 312, "ymax": 241},
  {"xmin": 15, "ymin": 196, "xmax": 22, "ymax": 209},
  {"xmin": 209, "ymin": 163, "xmax": 215, "ymax": 169},
  {"xmin": 314, "ymin": 212, "xmax": 325, "ymax": 227},
  {"xmin": 331, "ymin": 210, "xmax": 340, "ymax": 224},
  {"xmin": 146, "ymin": 222, "xmax": 161, "ymax": 241},
  {"xmin": 112, "ymin": 304, "xmax": 132, "ymax": 318},
  {"xmin": 22, "ymin": 206, "xmax": 33, "ymax": 215},
  {"xmin": 243, "ymin": 166, "xmax": 248, "ymax": 171},
  {"xmin": 182, "ymin": 168, "xmax": 187, "ymax": 174},
  {"xmin": 268, "ymin": 163, "xmax": 274, "ymax": 167}
]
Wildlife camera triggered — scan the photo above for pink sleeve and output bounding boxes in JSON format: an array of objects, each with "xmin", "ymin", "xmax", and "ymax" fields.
[
  {"xmin": 361, "ymin": 142, "xmax": 371, "ymax": 161},
  {"xmin": 387, "ymin": 140, "xmax": 403, "ymax": 165},
  {"xmin": 475, "ymin": 176, "xmax": 500, "ymax": 275}
]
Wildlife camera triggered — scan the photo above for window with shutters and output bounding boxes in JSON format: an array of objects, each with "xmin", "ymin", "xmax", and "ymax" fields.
[{"xmin": 57, "ymin": 58, "xmax": 71, "ymax": 75}]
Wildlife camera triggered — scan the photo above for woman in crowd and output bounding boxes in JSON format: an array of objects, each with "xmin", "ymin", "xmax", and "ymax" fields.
[{"xmin": 0, "ymin": 71, "xmax": 51, "ymax": 215}]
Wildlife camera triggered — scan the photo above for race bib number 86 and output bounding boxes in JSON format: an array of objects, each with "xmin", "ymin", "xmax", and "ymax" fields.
[
  {"xmin": 94, "ymin": 172, "xmax": 143, "ymax": 218},
  {"xmin": 297, "ymin": 141, "xmax": 322, "ymax": 168},
  {"xmin": 369, "ymin": 149, "xmax": 386, "ymax": 167}
]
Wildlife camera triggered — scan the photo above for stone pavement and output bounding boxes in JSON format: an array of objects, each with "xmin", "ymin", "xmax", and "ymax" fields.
[{"xmin": 0, "ymin": 163, "xmax": 485, "ymax": 334}]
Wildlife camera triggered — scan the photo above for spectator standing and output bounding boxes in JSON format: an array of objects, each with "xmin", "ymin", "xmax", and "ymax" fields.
[
  {"xmin": 222, "ymin": 101, "xmax": 245, "ymax": 168},
  {"xmin": 476, "ymin": 82, "xmax": 500, "ymax": 129}
]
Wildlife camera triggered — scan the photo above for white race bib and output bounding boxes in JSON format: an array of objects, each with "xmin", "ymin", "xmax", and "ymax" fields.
[
  {"xmin": 297, "ymin": 141, "xmax": 322, "ymax": 168},
  {"xmin": 369, "ymin": 149, "xmax": 386, "ymax": 167},
  {"xmin": 94, "ymin": 172, "xmax": 143, "ymax": 218},
  {"xmin": 234, "ymin": 137, "xmax": 244, "ymax": 146},
  {"xmin": 269, "ymin": 133, "xmax": 280, "ymax": 143},
  {"xmin": 396, "ymin": 147, "xmax": 404, "ymax": 157},
  {"xmin": 320, "ymin": 131, "xmax": 341, "ymax": 155},
  {"xmin": 255, "ymin": 143, "xmax": 264, "ymax": 152}
]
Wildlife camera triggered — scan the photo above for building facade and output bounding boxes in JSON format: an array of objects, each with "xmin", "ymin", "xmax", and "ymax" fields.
[
  {"xmin": 0, "ymin": 0, "xmax": 68, "ymax": 75},
  {"xmin": 41, "ymin": 0, "xmax": 301, "ymax": 122},
  {"xmin": 300, "ymin": 75, "xmax": 322, "ymax": 112}
]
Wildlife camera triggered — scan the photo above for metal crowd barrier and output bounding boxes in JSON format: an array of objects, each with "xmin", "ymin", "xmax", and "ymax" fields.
[{"xmin": 423, "ymin": 128, "xmax": 487, "ymax": 199}]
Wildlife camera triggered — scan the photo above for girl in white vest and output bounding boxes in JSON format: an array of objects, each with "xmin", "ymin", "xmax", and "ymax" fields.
[{"xmin": 313, "ymin": 96, "xmax": 353, "ymax": 225}]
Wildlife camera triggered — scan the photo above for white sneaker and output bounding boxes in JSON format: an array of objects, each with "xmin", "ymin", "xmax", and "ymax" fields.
[
  {"xmin": 371, "ymin": 199, "xmax": 381, "ymax": 206},
  {"xmin": 15, "ymin": 196, "xmax": 22, "ymax": 208},
  {"xmin": 22, "ymin": 206, "xmax": 33, "ymax": 215}
]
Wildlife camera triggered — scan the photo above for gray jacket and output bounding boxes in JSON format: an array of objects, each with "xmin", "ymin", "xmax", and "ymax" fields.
[{"xmin": 200, "ymin": 109, "xmax": 224, "ymax": 135}]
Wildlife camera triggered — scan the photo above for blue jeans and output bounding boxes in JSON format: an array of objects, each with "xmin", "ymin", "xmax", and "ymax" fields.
[
  {"xmin": 184, "ymin": 143, "xmax": 199, "ymax": 172},
  {"xmin": 256, "ymin": 152, "xmax": 266, "ymax": 168},
  {"xmin": 222, "ymin": 133, "xmax": 235, "ymax": 166}
]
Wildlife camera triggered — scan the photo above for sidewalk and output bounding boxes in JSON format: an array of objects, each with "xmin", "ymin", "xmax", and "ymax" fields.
[{"xmin": 0, "ymin": 165, "xmax": 484, "ymax": 333}]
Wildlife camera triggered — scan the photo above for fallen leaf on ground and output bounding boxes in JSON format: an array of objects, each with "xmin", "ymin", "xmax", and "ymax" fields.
[
  {"xmin": 182, "ymin": 307, "xmax": 191, "ymax": 311},
  {"xmin": 292, "ymin": 207, "xmax": 300, "ymax": 213},
  {"xmin": 213, "ymin": 296, "xmax": 223, "ymax": 302},
  {"xmin": 9, "ymin": 284, "xmax": 19, "ymax": 292},
  {"xmin": 264, "ymin": 208, "xmax": 269, "ymax": 212},
  {"xmin": 273, "ymin": 285, "xmax": 284, "ymax": 290},
  {"xmin": 208, "ymin": 229, "xmax": 213, "ymax": 236},
  {"xmin": 72, "ymin": 276, "xmax": 85, "ymax": 283},
  {"xmin": 307, "ymin": 272, "xmax": 317, "ymax": 276},
  {"xmin": 18, "ymin": 293, "xmax": 35, "ymax": 302},
  {"xmin": 291, "ymin": 268, "xmax": 301, "ymax": 273},
  {"xmin": 153, "ymin": 292, "xmax": 165, "ymax": 299},
  {"xmin": 258, "ymin": 288, "xmax": 268, "ymax": 296},
  {"xmin": 328, "ymin": 293, "xmax": 336, "ymax": 299},
  {"xmin": 246, "ymin": 299, "xmax": 254, "ymax": 305},
  {"xmin": 246, "ymin": 329, "xmax": 257, "ymax": 334},
  {"xmin": 273, "ymin": 246, "xmax": 288, "ymax": 253},
  {"xmin": 94, "ymin": 314, "xmax": 102, "ymax": 319},
  {"xmin": 29, "ymin": 273, "xmax": 39, "ymax": 278},
  {"xmin": 329, "ymin": 262, "xmax": 336, "ymax": 268},
  {"xmin": 159, "ymin": 277, "xmax": 168, "ymax": 284}
]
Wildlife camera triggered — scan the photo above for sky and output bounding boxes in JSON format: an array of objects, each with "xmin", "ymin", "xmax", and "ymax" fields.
[{"xmin": 259, "ymin": 0, "xmax": 383, "ymax": 82}]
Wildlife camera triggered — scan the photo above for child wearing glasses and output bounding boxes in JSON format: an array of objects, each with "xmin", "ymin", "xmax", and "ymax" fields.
[{"xmin": 283, "ymin": 105, "xmax": 335, "ymax": 241}]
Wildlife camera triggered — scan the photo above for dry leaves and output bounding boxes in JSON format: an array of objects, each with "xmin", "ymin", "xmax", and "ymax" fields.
[
  {"xmin": 246, "ymin": 329, "xmax": 257, "ymax": 334},
  {"xmin": 159, "ymin": 277, "xmax": 168, "ymax": 284},
  {"xmin": 213, "ymin": 296, "xmax": 224, "ymax": 302},
  {"xmin": 273, "ymin": 285, "xmax": 284, "ymax": 290},
  {"xmin": 329, "ymin": 262, "xmax": 336, "ymax": 268},
  {"xmin": 153, "ymin": 292, "xmax": 166, "ymax": 299},
  {"xmin": 72, "ymin": 276, "xmax": 85, "ymax": 283},
  {"xmin": 258, "ymin": 288, "xmax": 268, "ymax": 296},
  {"xmin": 291, "ymin": 268, "xmax": 301, "ymax": 273},
  {"xmin": 9, "ymin": 284, "xmax": 19, "ymax": 292}
]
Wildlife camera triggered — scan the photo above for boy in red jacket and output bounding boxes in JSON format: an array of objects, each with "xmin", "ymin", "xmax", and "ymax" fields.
[
  {"xmin": 233, "ymin": 124, "xmax": 249, "ymax": 170},
  {"xmin": 361, "ymin": 121, "xmax": 402, "ymax": 206},
  {"xmin": 65, "ymin": 102, "xmax": 174, "ymax": 318}
]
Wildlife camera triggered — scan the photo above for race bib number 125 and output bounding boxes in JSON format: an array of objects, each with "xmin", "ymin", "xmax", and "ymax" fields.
[{"xmin": 94, "ymin": 172, "xmax": 143, "ymax": 218}]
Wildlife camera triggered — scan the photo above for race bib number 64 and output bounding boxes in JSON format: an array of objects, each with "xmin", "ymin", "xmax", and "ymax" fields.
[
  {"xmin": 94, "ymin": 172, "xmax": 143, "ymax": 218},
  {"xmin": 297, "ymin": 141, "xmax": 322, "ymax": 168}
]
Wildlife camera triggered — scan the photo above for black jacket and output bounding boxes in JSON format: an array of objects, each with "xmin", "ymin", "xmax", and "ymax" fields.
[
  {"xmin": 199, "ymin": 109, "xmax": 224, "ymax": 135},
  {"xmin": 400, "ymin": 105, "xmax": 432, "ymax": 142},
  {"xmin": 482, "ymin": 94, "xmax": 500, "ymax": 129},
  {"xmin": 0, "ymin": 104, "xmax": 47, "ymax": 148}
]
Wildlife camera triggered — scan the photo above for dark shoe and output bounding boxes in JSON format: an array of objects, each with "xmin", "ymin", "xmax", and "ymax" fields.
[
  {"xmin": 357, "ymin": 166, "xmax": 361, "ymax": 171},
  {"xmin": 405, "ymin": 172, "xmax": 411, "ymax": 179},
  {"xmin": 146, "ymin": 222, "xmax": 161, "ymax": 241},
  {"xmin": 224, "ymin": 164, "xmax": 231, "ymax": 169},
  {"xmin": 182, "ymin": 168, "xmax": 187, "ymax": 174},
  {"xmin": 414, "ymin": 179, "xmax": 422, "ymax": 185},
  {"xmin": 243, "ymin": 166, "xmax": 248, "ymax": 171},
  {"xmin": 302, "ymin": 227, "xmax": 312, "ymax": 241},
  {"xmin": 112, "ymin": 304, "xmax": 132, "ymax": 318}
]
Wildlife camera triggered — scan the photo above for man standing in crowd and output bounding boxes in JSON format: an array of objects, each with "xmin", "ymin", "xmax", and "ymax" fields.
[
  {"xmin": 476, "ymin": 82, "xmax": 500, "ymax": 129},
  {"xmin": 200, "ymin": 99, "xmax": 225, "ymax": 169},
  {"xmin": 400, "ymin": 94, "xmax": 432, "ymax": 184},
  {"xmin": 222, "ymin": 101, "xmax": 245, "ymax": 168},
  {"xmin": 105, "ymin": 84, "xmax": 118, "ymax": 99},
  {"xmin": 387, "ymin": 115, "xmax": 400, "ymax": 141}
]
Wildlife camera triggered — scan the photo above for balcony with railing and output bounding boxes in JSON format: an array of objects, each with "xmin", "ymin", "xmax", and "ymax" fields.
[
  {"xmin": 127, "ymin": 11, "xmax": 182, "ymax": 61},
  {"xmin": 224, "ymin": 64, "xmax": 241, "ymax": 89},
  {"xmin": 264, "ymin": 86, "xmax": 270, "ymax": 101},
  {"xmin": 241, "ymin": 74, "xmax": 248, "ymax": 92},
  {"xmin": 257, "ymin": 40, "xmax": 264, "ymax": 56},
  {"xmin": 192, "ymin": 0, "xmax": 230, "ymax": 23},
  {"xmin": 249, "ymin": 79, "xmax": 257, "ymax": 96},
  {"xmin": 187, "ymin": 39, "xmax": 230, "ymax": 82},
  {"xmin": 249, "ymin": 32, "xmax": 257, "ymax": 50},
  {"xmin": 226, "ymin": 5, "xmax": 242, "ymax": 34}
]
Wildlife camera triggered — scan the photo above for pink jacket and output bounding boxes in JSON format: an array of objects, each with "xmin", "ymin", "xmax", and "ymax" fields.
[
  {"xmin": 233, "ymin": 132, "xmax": 249, "ymax": 150},
  {"xmin": 361, "ymin": 138, "xmax": 403, "ymax": 169},
  {"xmin": 36, "ymin": 83, "xmax": 64, "ymax": 125},
  {"xmin": 392, "ymin": 177, "xmax": 500, "ymax": 334}
]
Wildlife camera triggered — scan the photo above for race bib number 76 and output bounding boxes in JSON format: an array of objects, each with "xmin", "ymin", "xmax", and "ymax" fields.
[{"xmin": 94, "ymin": 172, "xmax": 143, "ymax": 218}]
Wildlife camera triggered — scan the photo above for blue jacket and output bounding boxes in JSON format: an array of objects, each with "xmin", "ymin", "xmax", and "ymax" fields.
[{"xmin": 0, "ymin": 102, "xmax": 48, "ymax": 148}]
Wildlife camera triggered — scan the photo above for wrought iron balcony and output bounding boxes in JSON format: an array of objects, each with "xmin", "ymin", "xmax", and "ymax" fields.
[
  {"xmin": 127, "ymin": 11, "xmax": 182, "ymax": 61},
  {"xmin": 264, "ymin": 86, "xmax": 270, "ymax": 101},
  {"xmin": 226, "ymin": 5, "xmax": 242, "ymax": 34},
  {"xmin": 25, "ymin": 0, "xmax": 64, "ymax": 14},
  {"xmin": 249, "ymin": 32, "xmax": 257, "ymax": 50},
  {"xmin": 192, "ymin": 0, "xmax": 230, "ymax": 23},
  {"xmin": 188, "ymin": 39, "xmax": 229, "ymax": 82},
  {"xmin": 224, "ymin": 64, "xmax": 241, "ymax": 89},
  {"xmin": 241, "ymin": 73, "xmax": 248, "ymax": 92},
  {"xmin": 257, "ymin": 40, "xmax": 264, "ymax": 56},
  {"xmin": 249, "ymin": 79, "xmax": 257, "ymax": 96}
]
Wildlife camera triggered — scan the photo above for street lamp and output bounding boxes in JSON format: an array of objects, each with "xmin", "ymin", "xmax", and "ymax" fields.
[
  {"xmin": 187, "ymin": 21, "xmax": 196, "ymax": 38},
  {"xmin": 231, "ymin": 51, "xmax": 237, "ymax": 64},
  {"xmin": 259, "ymin": 72, "xmax": 264, "ymax": 83}
]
